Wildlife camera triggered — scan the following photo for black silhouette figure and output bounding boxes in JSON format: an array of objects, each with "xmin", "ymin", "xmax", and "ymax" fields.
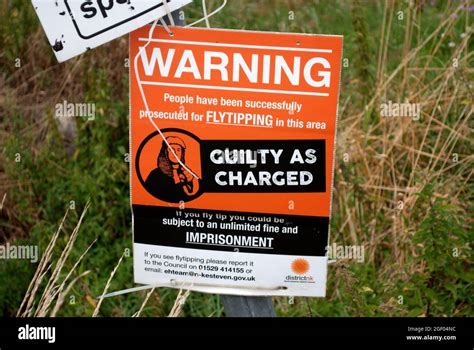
[{"xmin": 144, "ymin": 136, "xmax": 201, "ymax": 203}]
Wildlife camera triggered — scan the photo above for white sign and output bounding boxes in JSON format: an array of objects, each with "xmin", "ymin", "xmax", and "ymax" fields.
[{"xmin": 31, "ymin": 0, "xmax": 192, "ymax": 62}]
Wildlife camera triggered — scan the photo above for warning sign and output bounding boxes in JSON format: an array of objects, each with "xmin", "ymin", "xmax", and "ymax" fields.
[
  {"xmin": 130, "ymin": 26, "xmax": 343, "ymax": 296},
  {"xmin": 31, "ymin": 0, "xmax": 191, "ymax": 62}
]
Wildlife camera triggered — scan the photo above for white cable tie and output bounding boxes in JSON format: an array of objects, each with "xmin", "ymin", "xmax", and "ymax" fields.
[
  {"xmin": 163, "ymin": 0, "xmax": 176, "ymax": 27},
  {"xmin": 159, "ymin": 17, "xmax": 175, "ymax": 37},
  {"xmin": 186, "ymin": 0, "xmax": 227, "ymax": 28},
  {"xmin": 201, "ymin": 0, "xmax": 211, "ymax": 29},
  {"xmin": 133, "ymin": 19, "xmax": 199, "ymax": 179}
]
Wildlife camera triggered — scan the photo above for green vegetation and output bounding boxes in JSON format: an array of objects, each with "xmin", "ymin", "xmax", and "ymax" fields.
[{"xmin": 0, "ymin": 0, "xmax": 472, "ymax": 317}]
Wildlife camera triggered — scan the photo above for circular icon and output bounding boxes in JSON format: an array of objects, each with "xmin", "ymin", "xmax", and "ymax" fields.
[
  {"xmin": 136, "ymin": 128, "xmax": 203, "ymax": 203},
  {"xmin": 291, "ymin": 258, "xmax": 310, "ymax": 275}
]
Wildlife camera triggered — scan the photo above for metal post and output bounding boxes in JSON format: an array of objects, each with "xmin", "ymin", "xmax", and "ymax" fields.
[
  {"xmin": 165, "ymin": 9, "xmax": 276, "ymax": 318},
  {"xmin": 221, "ymin": 295, "xmax": 276, "ymax": 317},
  {"xmin": 165, "ymin": 8, "xmax": 186, "ymax": 26}
]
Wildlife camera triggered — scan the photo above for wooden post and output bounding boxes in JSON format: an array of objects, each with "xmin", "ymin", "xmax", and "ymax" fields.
[{"xmin": 165, "ymin": 9, "xmax": 276, "ymax": 318}]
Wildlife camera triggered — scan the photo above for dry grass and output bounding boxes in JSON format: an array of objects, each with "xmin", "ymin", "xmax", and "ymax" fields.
[
  {"xmin": 93, "ymin": 250, "xmax": 126, "ymax": 317},
  {"xmin": 16, "ymin": 202, "xmax": 94, "ymax": 317},
  {"xmin": 168, "ymin": 289, "xmax": 191, "ymax": 317},
  {"xmin": 333, "ymin": 0, "xmax": 472, "ymax": 274}
]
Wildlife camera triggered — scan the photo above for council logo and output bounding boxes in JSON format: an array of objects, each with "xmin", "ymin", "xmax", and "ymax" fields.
[{"xmin": 291, "ymin": 258, "xmax": 310, "ymax": 275}]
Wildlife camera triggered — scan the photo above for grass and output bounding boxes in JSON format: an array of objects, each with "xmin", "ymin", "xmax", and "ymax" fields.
[{"xmin": 0, "ymin": 0, "xmax": 472, "ymax": 317}]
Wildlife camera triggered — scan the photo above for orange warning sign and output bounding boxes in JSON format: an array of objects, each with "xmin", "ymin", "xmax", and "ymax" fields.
[{"xmin": 130, "ymin": 26, "xmax": 343, "ymax": 297}]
